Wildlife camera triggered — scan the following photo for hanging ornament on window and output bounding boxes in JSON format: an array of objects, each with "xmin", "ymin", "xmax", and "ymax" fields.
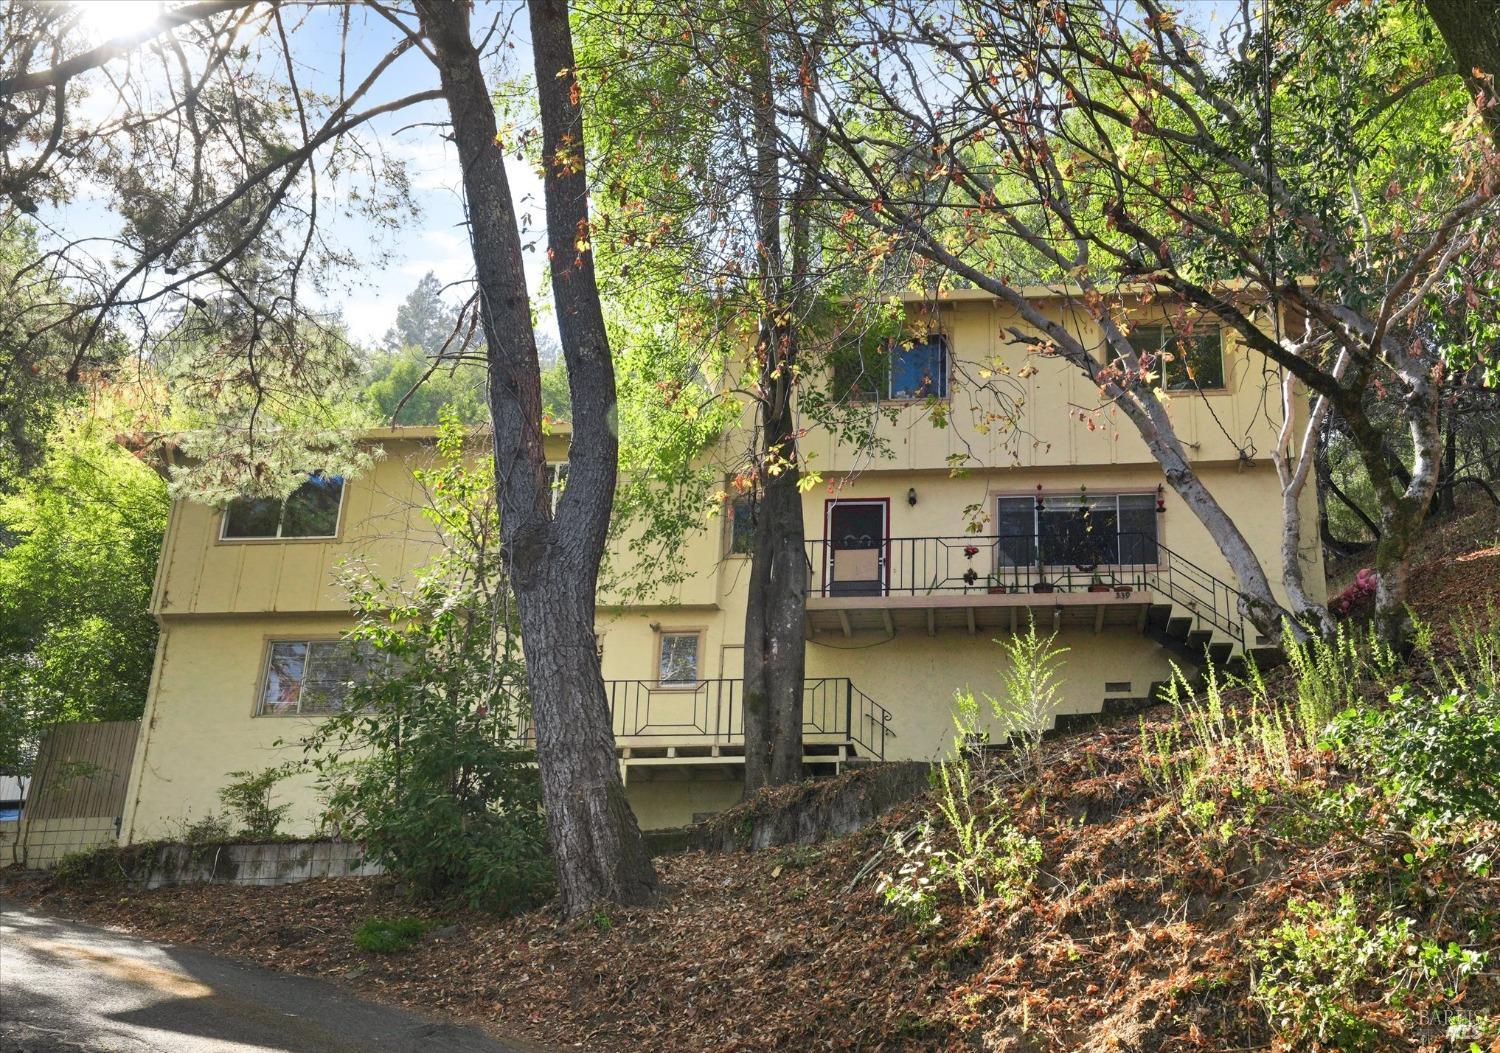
[
  {"xmin": 1035, "ymin": 484, "xmax": 1045, "ymax": 511},
  {"xmin": 1156, "ymin": 484, "xmax": 1167, "ymax": 514}
]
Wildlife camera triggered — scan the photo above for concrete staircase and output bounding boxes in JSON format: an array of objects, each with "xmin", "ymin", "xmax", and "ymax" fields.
[{"xmin": 1048, "ymin": 597, "xmax": 1286, "ymax": 737}]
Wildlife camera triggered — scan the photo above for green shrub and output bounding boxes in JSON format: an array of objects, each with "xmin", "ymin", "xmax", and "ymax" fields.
[
  {"xmin": 1254, "ymin": 892, "xmax": 1489, "ymax": 1050},
  {"xmin": 178, "ymin": 813, "xmax": 234, "ymax": 844},
  {"xmin": 1321, "ymin": 686, "xmax": 1500, "ymax": 826},
  {"xmin": 877, "ymin": 689, "xmax": 1042, "ymax": 930},
  {"xmin": 218, "ymin": 766, "xmax": 293, "ymax": 840},
  {"xmin": 353, "ymin": 915, "xmax": 425, "ymax": 954},
  {"xmin": 303, "ymin": 416, "xmax": 552, "ymax": 913},
  {"xmin": 50, "ymin": 845, "xmax": 142, "ymax": 886},
  {"xmin": 1253, "ymin": 893, "xmax": 1403, "ymax": 1049}
]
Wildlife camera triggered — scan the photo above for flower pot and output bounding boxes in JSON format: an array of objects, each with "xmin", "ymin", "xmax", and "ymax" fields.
[
  {"xmin": 988, "ymin": 585, "xmax": 1007, "ymax": 594},
  {"xmin": 1031, "ymin": 583, "xmax": 1055, "ymax": 594},
  {"xmin": 1087, "ymin": 584, "xmax": 1112, "ymax": 593}
]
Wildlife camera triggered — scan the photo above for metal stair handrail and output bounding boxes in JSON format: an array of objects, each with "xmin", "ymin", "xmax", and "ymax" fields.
[
  {"xmin": 599, "ymin": 677, "xmax": 891, "ymax": 760},
  {"xmin": 804, "ymin": 530, "xmax": 1250, "ymax": 647}
]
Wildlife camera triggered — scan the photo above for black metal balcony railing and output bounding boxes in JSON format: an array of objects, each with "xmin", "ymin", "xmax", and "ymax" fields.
[
  {"xmin": 805, "ymin": 531, "xmax": 1247, "ymax": 646},
  {"xmin": 605, "ymin": 677, "xmax": 892, "ymax": 760}
]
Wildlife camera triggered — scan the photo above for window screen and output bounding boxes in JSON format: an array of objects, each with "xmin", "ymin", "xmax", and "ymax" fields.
[
  {"xmin": 1134, "ymin": 325, "xmax": 1225, "ymax": 391},
  {"xmin": 728, "ymin": 494, "xmax": 755, "ymax": 555},
  {"xmin": 224, "ymin": 473, "xmax": 344, "ymax": 539},
  {"xmin": 257, "ymin": 640, "xmax": 378, "ymax": 716},
  {"xmin": 658, "ymin": 633, "xmax": 700, "ymax": 686},
  {"xmin": 996, "ymin": 493, "xmax": 1159, "ymax": 567}
]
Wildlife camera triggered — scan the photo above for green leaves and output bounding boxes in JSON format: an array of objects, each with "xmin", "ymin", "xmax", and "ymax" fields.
[
  {"xmin": 0, "ymin": 413, "xmax": 167, "ymax": 773},
  {"xmin": 300, "ymin": 413, "xmax": 551, "ymax": 913},
  {"xmin": 1320, "ymin": 685, "xmax": 1500, "ymax": 827}
]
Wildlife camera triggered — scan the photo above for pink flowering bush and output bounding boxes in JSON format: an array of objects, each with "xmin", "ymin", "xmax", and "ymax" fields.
[{"xmin": 1330, "ymin": 568, "xmax": 1378, "ymax": 619}]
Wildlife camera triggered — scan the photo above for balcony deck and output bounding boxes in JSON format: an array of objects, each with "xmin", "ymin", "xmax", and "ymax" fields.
[
  {"xmin": 804, "ymin": 532, "xmax": 1244, "ymax": 643},
  {"xmin": 806, "ymin": 587, "xmax": 1152, "ymax": 637},
  {"xmin": 599, "ymin": 678, "xmax": 892, "ymax": 778}
]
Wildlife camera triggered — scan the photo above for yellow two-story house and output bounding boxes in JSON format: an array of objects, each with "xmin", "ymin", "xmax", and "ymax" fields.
[{"xmin": 119, "ymin": 290, "xmax": 1324, "ymax": 838}]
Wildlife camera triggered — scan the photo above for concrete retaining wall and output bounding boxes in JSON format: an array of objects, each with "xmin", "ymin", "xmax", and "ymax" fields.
[
  {"xmin": 0, "ymin": 817, "xmax": 120, "ymax": 869},
  {"xmin": 138, "ymin": 840, "xmax": 382, "ymax": 889}
]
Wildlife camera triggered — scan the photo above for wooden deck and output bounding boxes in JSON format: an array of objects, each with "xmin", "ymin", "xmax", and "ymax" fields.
[{"xmin": 805, "ymin": 589, "xmax": 1153, "ymax": 638}]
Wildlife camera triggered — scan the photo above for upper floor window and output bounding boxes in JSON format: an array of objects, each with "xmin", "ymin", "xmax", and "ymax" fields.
[
  {"xmin": 727, "ymin": 492, "xmax": 755, "ymax": 555},
  {"xmin": 997, "ymin": 492, "xmax": 1159, "ymax": 568},
  {"xmin": 222, "ymin": 473, "xmax": 344, "ymax": 540},
  {"xmin": 657, "ymin": 631, "xmax": 702, "ymax": 687},
  {"xmin": 257, "ymin": 639, "xmax": 379, "ymax": 716},
  {"xmin": 1134, "ymin": 325, "xmax": 1225, "ymax": 391},
  {"xmin": 831, "ymin": 333, "xmax": 950, "ymax": 402},
  {"xmin": 888, "ymin": 334, "xmax": 949, "ymax": 400}
]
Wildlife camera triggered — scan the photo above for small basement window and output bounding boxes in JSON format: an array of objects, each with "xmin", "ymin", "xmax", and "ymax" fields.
[
  {"xmin": 657, "ymin": 631, "xmax": 702, "ymax": 687},
  {"xmin": 223, "ymin": 473, "xmax": 344, "ymax": 540},
  {"xmin": 257, "ymin": 639, "xmax": 379, "ymax": 716},
  {"xmin": 1105, "ymin": 681, "xmax": 1133, "ymax": 694}
]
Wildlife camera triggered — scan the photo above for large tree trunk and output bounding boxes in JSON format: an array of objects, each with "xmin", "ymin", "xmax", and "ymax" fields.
[
  {"xmin": 1426, "ymin": 0, "xmax": 1500, "ymax": 147},
  {"xmin": 1272, "ymin": 352, "xmax": 1348, "ymax": 630},
  {"xmin": 418, "ymin": 0, "xmax": 658, "ymax": 916},
  {"xmin": 1103, "ymin": 373, "xmax": 1292, "ymax": 639},
  {"xmin": 742, "ymin": 338, "xmax": 809, "ymax": 793},
  {"xmin": 741, "ymin": 18, "xmax": 807, "ymax": 794},
  {"xmin": 1365, "ymin": 366, "xmax": 1444, "ymax": 648}
]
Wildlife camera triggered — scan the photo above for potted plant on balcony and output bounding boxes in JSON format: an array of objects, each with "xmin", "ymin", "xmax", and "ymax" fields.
[
  {"xmin": 1029, "ymin": 554, "xmax": 1055, "ymax": 593},
  {"xmin": 986, "ymin": 574, "xmax": 1008, "ymax": 594},
  {"xmin": 1087, "ymin": 573, "xmax": 1113, "ymax": 594}
]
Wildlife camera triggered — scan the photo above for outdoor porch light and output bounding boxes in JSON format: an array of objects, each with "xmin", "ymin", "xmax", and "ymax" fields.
[{"xmin": 907, "ymin": 487, "xmax": 918, "ymax": 507}]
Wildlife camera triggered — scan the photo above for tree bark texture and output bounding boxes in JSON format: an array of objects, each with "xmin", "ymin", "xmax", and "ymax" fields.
[
  {"xmin": 1426, "ymin": 0, "xmax": 1500, "ymax": 147},
  {"xmin": 418, "ymin": 0, "xmax": 658, "ymax": 916},
  {"xmin": 741, "ymin": 19, "xmax": 808, "ymax": 795}
]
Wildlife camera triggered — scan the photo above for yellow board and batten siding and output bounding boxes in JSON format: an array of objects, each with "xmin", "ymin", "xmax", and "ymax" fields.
[{"xmin": 120, "ymin": 295, "xmax": 1325, "ymax": 839}]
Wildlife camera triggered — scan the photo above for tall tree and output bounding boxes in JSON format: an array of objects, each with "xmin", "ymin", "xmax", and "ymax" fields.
[
  {"xmin": 381, "ymin": 271, "xmax": 461, "ymax": 356},
  {"xmin": 415, "ymin": 0, "xmax": 659, "ymax": 911},
  {"xmin": 2, "ymin": 0, "xmax": 658, "ymax": 913},
  {"xmin": 0, "ymin": 413, "xmax": 168, "ymax": 773},
  {"xmin": 579, "ymin": 1, "xmax": 974, "ymax": 793}
]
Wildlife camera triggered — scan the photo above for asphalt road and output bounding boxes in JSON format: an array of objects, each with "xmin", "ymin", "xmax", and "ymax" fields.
[{"xmin": 0, "ymin": 899, "xmax": 548, "ymax": 1053}]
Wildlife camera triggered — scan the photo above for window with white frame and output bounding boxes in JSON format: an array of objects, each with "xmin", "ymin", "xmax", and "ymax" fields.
[
  {"xmin": 223, "ymin": 473, "xmax": 345, "ymax": 540},
  {"xmin": 996, "ymin": 492, "xmax": 1158, "ymax": 568},
  {"xmin": 256, "ymin": 639, "xmax": 380, "ymax": 716},
  {"xmin": 657, "ymin": 631, "xmax": 701, "ymax": 686}
]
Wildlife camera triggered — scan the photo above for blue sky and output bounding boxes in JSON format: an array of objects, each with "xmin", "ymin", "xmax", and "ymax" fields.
[
  {"xmin": 52, "ymin": 1, "xmax": 551, "ymax": 347},
  {"xmin": 48, "ymin": 0, "xmax": 1245, "ymax": 348}
]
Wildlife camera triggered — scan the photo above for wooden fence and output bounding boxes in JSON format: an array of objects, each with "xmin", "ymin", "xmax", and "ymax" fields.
[
  {"xmin": 0, "ymin": 720, "xmax": 140, "ymax": 868},
  {"xmin": 24, "ymin": 720, "xmax": 140, "ymax": 821}
]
